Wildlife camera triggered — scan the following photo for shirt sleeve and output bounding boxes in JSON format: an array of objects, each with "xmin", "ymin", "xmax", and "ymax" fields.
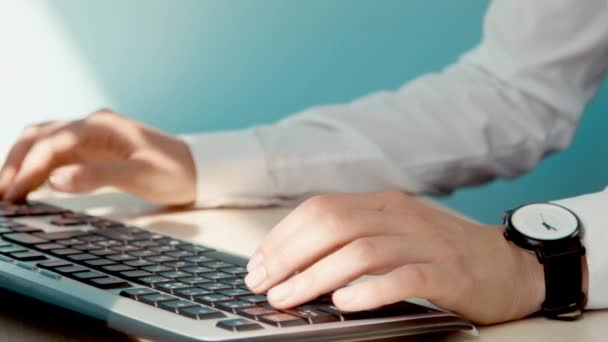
[
  {"xmin": 182, "ymin": 0, "xmax": 608, "ymax": 208},
  {"xmin": 554, "ymin": 191, "xmax": 608, "ymax": 309}
]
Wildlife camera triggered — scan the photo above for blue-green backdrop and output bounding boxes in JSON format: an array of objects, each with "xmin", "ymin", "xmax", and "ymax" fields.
[{"xmin": 48, "ymin": 0, "xmax": 607, "ymax": 223}]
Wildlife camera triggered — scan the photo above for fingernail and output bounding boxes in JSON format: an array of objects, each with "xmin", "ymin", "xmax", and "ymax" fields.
[
  {"xmin": 334, "ymin": 288, "xmax": 356, "ymax": 306},
  {"xmin": 3, "ymin": 188, "xmax": 17, "ymax": 201},
  {"xmin": 245, "ymin": 265, "xmax": 267, "ymax": 289},
  {"xmin": 247, "ymin": 252, "xmax": 263, "ymax": 272},
  {"xmin": 49, "ymin": 172, "xmax": 70, "ymax": 189},
  {"xmin": 268, "ymin": 281, "xmax": 293, "ymax": 304}
]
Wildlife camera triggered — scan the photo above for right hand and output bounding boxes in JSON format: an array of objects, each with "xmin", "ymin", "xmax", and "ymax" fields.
[{"xmin": 0, "ymin": 110, "xmax": 197, "ymax": 206}]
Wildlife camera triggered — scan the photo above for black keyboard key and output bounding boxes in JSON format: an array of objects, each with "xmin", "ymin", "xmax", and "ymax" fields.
[
  {"xmin": 96, "ymin": 240, "xmax": 123, "ymax": 248},
  {"xmin": 95, "ymin": 229, "xmax": 136, "ymax": 241},
  {"xmin": 34, "ymin": 231, "xmax": 86, "ymax": 241},
  {"xmin": 10, "ymin": 251, "xmax": 47, "ymax": 261},
  {"xmin": 72, "ymin": 271, "xmax": 106, "ymax": 280},
  {"xmin": 175, "ymin": 288, "xmax": 212, "ymax": 300},
  {"xmin": 141, "ymin": 265, "xmax": 173, "ymax": 273},
  {"xmin": 107, "ymin": 254, "xmax": 137, "ymax": 262},
  {"xmin": 240, "ymin": 295, "xmax": 268, "ymax": 304},
  {"xmin": 202, "ymin": 272, "xmax": 233, "ymax": 281},
  {"xmin": 159, "ymin": 271, "xmax": 191, "ymax": 279},
  {"xmin": 223, "ymin": 266, "xmax": 247, "ymax": 275},
  {"xmin": 78, "ymin": 235, "xmax": 106, "ymax": 242},
  {"xmin": 180, "ymin": 266, "xmax": 212, "ymax": 275},
  {"xmin": 129, "ymin": 247, "xmax": 160, "ymax": 258},
  {"xmin": 3, "ymin": 233, "xmax": 48, "ymax": 245},
  {"xmin": 35, "ymin": 243, "xmax": 65, "ymax": 251},
  {"xmin": 178, "ymin": 244, "xmax": 213, "ymax": 253},
  {"xmin": 138, "ymin": 276, "xmax": 171, "ymax": 287},
  {"xmin": 159, "ymin": 300, "xmax": 197, "ymax": 313},
  {"xmin": 182, "ymin": 255, "xmax": 213, "ymax": 264},
  {"xmin": 180, "ymin": 306, "xmax": 225, "ymax": 320},
  {"xmin": 50, "ymin": 248, "xmax": 80, "ymax": 256},
  {"xmin": 55, "ymin": 265, "xmax": 88, "ymax": 274},
  {"xmin": 0, "ymin": 245, "xmax": 27, "ymax": 254},
  {"xmin": 202, "ymin": 261, "xmax": 233, "ymax": 269},
  {"xmin": 163, "ymin": 261, "xmax": 194, "ymax": 269},
  {"xmin": 282, "ymin": 307, "xmax": 339, "ymax": 324},
  {"xmin": 0, "ymin": 228, "xmax": 13, "ymax": 234},
  {"xmin": 67, "ymin": 253, "xmax": 97, "ymax": 261},
  {"xmin": 120, "ymin": 270, "xmax": 153, "ymax": 279},
  {"xmin": 112, "ymin": 245, "xmax": 140, "ymax": 253},
  {"xmin": 259, "ymin": 313, "xmax": 308, "ymax": 327},
  {"xmin": 50, "ymin": 218, "xmax": 86, "ymax": 226},
  {"xmin": 123, "ymin": 259, "xmax": 155, "ymax": 267},
  {"xmin": 102, "ymin": 264, "xmax": 135, "ymax": 273},
  {"xmin": 89, "ymin": 277, "xmax": 130, "ymax": 289},
  {"xmin": 56, "ymin": 238, "xmax": 84, "ymax": 246},
  {"xmin": 37, "ymin": 260, "xmax": 71, "ymax": 269},
  {"xmin": 218, "ymin": 300, "xmax": 255, "ymax": 313},
  {"xmin": 219, "ymin": 288, "xmax": 252, "ymax": 298},
  {"xmin": 130, "ymin": 240, "xmax": 158, "ymax": 248},
  {"xmin": 147, "ymin": 255, "xmax": 177, "ymax": 263},
  {"xmin": 194, "ymin": 294, "xmax": 233, "ymax": 306},
  {"xmin": 139, "ymin": 293, "xmax": 175, "ymax": 307},
  {"xmin": 11, "ymin": 226, "xmax": 43, "ymax": 234},
  {"xmin": 90, "ymin": 249, "xmax": 118, "ymax": 257},
  {"xmin": 165, "ymin": 250, "xmax": 194, "ymax": 258},
  {"xmin": 120, "ymin": 288, "xmax": 156, "ymax": 300},
  {"xmin": 91, "ymin": 219, "xmax": 123, "ymax": 229},
  {"xmin": 178, "ymin": 276, "xmax": 211, "ymax": 286},
  {"xmin": 315, "ymin": 305, "xmax": 376, "ymax": 321},
  {"xmin": 199, "ymin": 283, "xmax": 232, "ymax": 292},
  {"xmin": 221, "ymin": 278, "xmax": 246, "ymax": 287},
  {"xmin": 216, "ymin": 318, "xmax": 263, "ymax": 332},
  {"xmin": 72, "ymin": 243, "xmax": 101, "ymax": 251},
  {"xmin": 238, "ymin": 306, "xmax": 279, "ymax": 320},
  {"xmin": 150, "ymin": 245, "xmax": 175, "ymax": 253},
  {"xmin": 85, "ymin": 259, "xmax": 116, "ymax": 267},
  {"xmin": 156, "ymin": 282, "xmax": 192, "ymax": 294}
]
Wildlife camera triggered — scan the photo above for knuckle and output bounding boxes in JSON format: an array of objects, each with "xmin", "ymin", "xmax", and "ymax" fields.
[
  {"xmin": 87, "ymin": 110, "xmax": 120, "ymax": 124},
  {"xmin": 303, "ymin": 195, "xmax": 334, "ymax": 213},
  {"xmin": 350, "ymin": 238, "xmax": 378, "ymax": 269},
  {"xmin": 405, "ymin": 265, "xmax": 427, "ymax": 290},
  {"xmin": 20, "ymin": 124, "xmax": 42, "ymax": 139}
]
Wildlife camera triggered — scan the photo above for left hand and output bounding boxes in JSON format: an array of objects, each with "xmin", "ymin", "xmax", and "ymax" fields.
[{"xmin": 245, "ymin": 191, "xmax": 546, "ymax": 325}]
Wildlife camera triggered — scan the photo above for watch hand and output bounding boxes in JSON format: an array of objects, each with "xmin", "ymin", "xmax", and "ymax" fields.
[{"xmin": 540, "ymin": 214, "xmax": 558, "ymax": 231}]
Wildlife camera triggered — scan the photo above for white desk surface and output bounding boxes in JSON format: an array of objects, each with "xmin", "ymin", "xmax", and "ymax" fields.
[{"xmin": 0, "ymin": 188, "xmax": 605, "ymax": 342}]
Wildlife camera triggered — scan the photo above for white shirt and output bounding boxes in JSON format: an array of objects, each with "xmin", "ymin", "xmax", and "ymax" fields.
[{"xmin": 182, "ymin": 0, "xmax": 608, "ymax": 309}]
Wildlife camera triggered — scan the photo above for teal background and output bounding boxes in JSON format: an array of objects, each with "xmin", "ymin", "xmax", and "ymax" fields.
[{"xmin": 48, "ymin": 0, "xmax": 607, "ymax": 223}]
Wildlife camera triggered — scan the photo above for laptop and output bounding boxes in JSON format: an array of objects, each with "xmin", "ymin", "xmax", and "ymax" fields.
[{"xmin": 0, "ymin": 200, "xmax": 474, "ymax": 341}]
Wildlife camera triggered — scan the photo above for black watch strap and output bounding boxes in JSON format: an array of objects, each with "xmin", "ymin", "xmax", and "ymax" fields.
[{"xmin": 538, "ymin": 242, "xmax": 586, "ymax": 320}]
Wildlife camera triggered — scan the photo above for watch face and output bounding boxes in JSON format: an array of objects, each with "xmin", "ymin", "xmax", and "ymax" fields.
[{"xmin": 510, "ymin": 203, "xmax": 579, "ymax": 241}]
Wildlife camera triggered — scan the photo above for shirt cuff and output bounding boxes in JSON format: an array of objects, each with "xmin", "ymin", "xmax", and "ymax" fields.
[
  {"xmin": 553, "ymin": 190, "xmax": 608, "ymax": 309},
  {"xmin": 179, "ymin": 129, "xmax": 282, "ymax": 208}
]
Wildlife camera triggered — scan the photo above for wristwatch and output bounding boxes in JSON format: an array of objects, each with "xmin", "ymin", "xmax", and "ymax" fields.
[{"xmin": 503, "ymin": 202, "xmax": 586, "ymax": 320}]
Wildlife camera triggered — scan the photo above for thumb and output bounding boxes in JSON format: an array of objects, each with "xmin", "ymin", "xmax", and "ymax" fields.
[{"xmin": 49, "ymin": 161, "xmax": 145, "ymax": 193}]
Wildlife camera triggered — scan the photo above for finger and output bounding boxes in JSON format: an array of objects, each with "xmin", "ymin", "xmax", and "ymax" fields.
[
  {"xmin": 0, "ymin": 127, "xmax": 43, "ymax": 195},
  {"xmin": 332, "ymin": 263, "xmax": 446, "ymax": 312},
  {"xmin": 251, "ymin": 191, "xmax": 410, "ymax": 261},
  {"xmin": 246, "ymin": 209, "xmax": 413, "ymax": 293},
  {"xmin": 49, "ymin": 163, "xmax": 121, "ymax": 193},
  {"xmin": 48, "ymin": 160, "xmax": 151, "ymax": 194},
  {"xmin": 266, "ymin": 235, "xmax": 431, "ymax": 309},
  {"xmin": 0, "ymin": 122, "xmax": 69, "ymax": 196},
  {"xmin": 3, "ymin": 130, "xmax": 80, "ymax": 200}
]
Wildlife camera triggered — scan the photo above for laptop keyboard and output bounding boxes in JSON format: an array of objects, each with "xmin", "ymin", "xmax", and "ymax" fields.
[{"xmin": 0, "ymin": 201, "xmax": 434, "ymax": 334}]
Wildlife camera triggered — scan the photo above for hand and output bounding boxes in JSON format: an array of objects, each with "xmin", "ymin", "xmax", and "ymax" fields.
[
  {"xmin": 0, "ymin": 110, "xmax": 196, "ymax": 206},
  {"xmin": 245, "ymin": 191, "xmax": 552, "ymax": 325}
]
